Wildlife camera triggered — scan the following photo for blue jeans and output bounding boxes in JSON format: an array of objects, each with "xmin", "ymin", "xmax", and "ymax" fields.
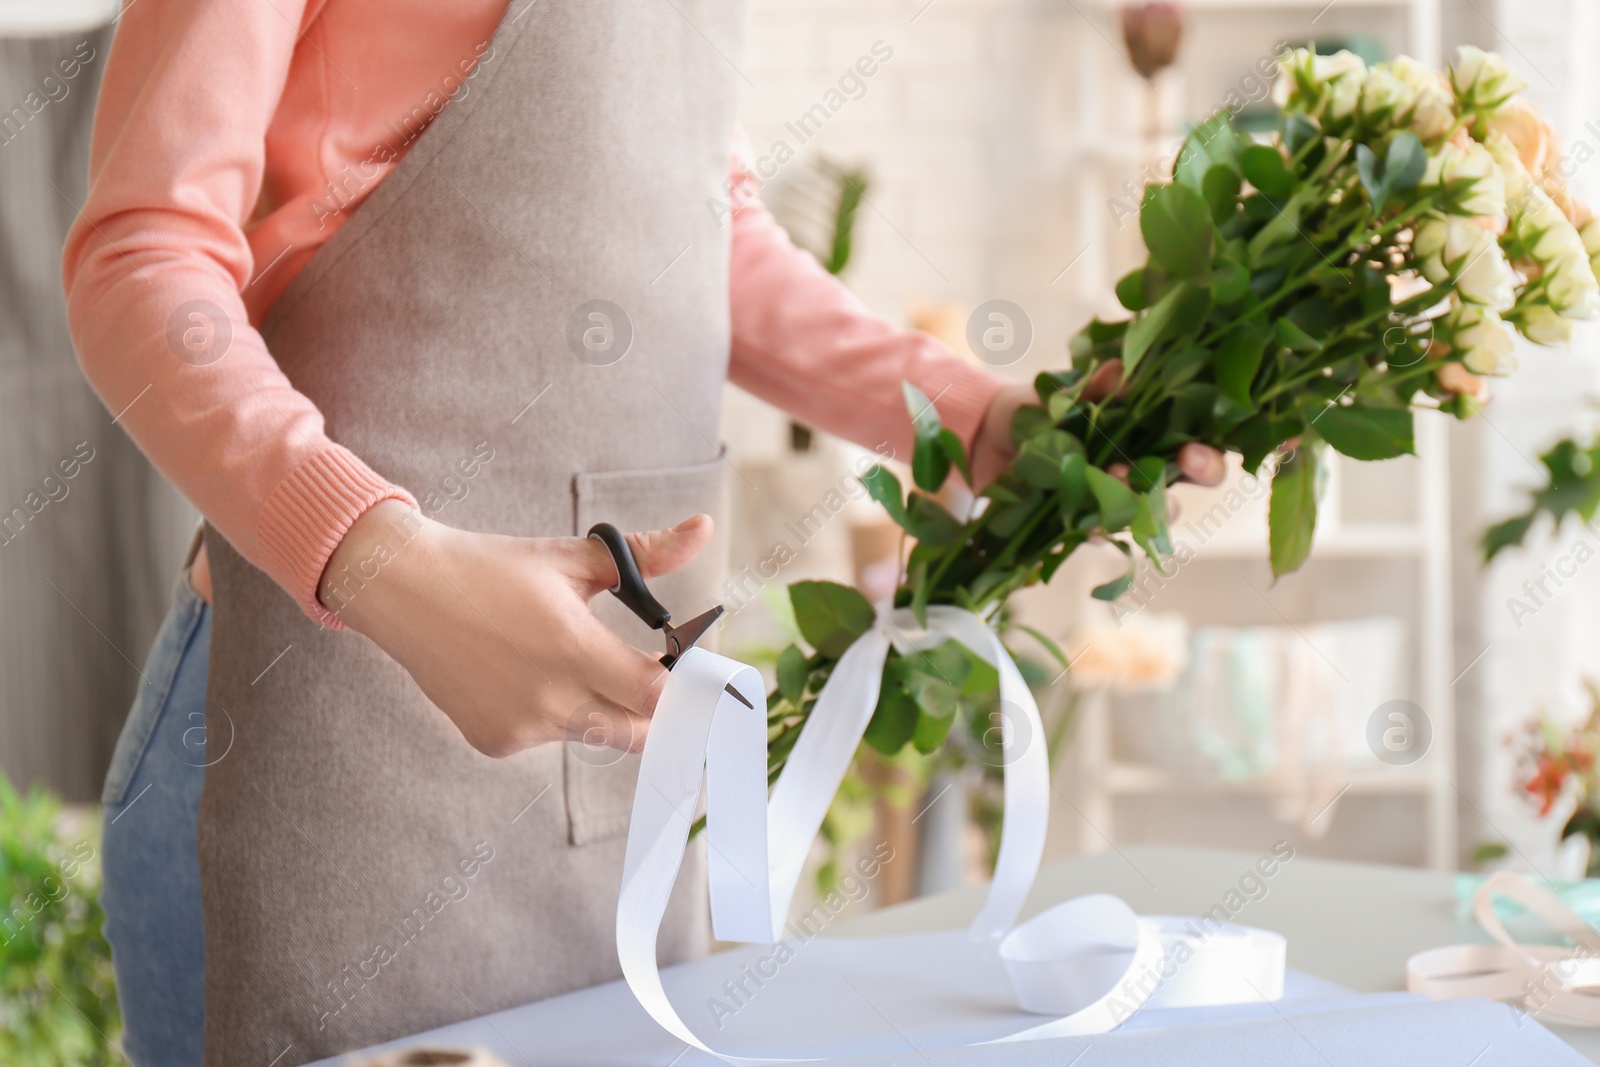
[{"xmin": 100, "ymin": 574, "xmax": 210, "ymax": 1067}]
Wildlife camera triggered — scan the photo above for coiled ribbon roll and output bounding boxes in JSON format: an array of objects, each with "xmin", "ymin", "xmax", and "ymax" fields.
[
  {"xmin": 1408, "ymin": 871, "xmax": 1600, "ymax": 1026},
  {"xmin": 616, "ymin": 606, "xmax": 1284, "ymax": 1061}
]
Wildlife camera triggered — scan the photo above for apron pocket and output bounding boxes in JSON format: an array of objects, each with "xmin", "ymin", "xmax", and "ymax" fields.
[{"xmin": 567, "ymin": 453, "xmax": 728, "ymax": 846}]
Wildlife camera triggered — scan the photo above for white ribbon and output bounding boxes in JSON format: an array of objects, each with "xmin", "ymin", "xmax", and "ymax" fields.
[
  {"xmin": 616, "ymin": 606, "xmax": 1285, "ymax": 1061},
  {"xmin": 1408, "ymin": 871, "xmax": 1600, "ymax": 1027}
]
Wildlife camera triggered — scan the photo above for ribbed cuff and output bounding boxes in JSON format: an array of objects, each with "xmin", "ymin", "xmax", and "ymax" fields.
[{"xmin": 258, "ymin": 447, "xmax": 418, "ymax": 630}]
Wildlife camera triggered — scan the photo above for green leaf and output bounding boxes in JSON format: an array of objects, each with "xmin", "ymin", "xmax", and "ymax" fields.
[
  {"xmin": 1164, "ymin": 345, "xmax": 1211, "ymax": 390},
  {"xmin": 1015, "ymin": 623, "xmax": 1071, "ymax": 674},
  {"xmin": 863, "ymin": 669, "xmax": 919, "ymax": 754},
  {"xmin": 1174, "ymin": 111, "xmax": 1241, "ymax": 190},
  {"xmin": 1275, "ymin": 316, "xmax": 1322, "ymax": 353},
  {"xmin": 1245, "ymin": 195, "xmax": 1303, "ymax": 267},
  {"xmin": 1046, "ymin": 390, "xmax": 1077, "ymax": 423},
  {"xmin": 1471, "ymin": 841, "xmax": 1510, "ymax": 867},
  {"xmin": 776, "ymin": 644, "xmax": 809, "ymax": 704},
  {"xmin": 1059, "ymin": 453, "xmax": 1089, "ymax": 516},
  {"xmin": 1481, "ymin": 512, "xmax": 1537, "ymax": 561},
  {"xmin": 912, "ymin": 701, "xmax": 958, "ymax": 753},
  {"xmin": 1359, "ymin": 133, "xmax": 1427, "ymax": 212},
  {"xmin": 987, "ymin": 500, "xmax": 1035, "ymax": 538},
  {"xmin": 1356, "ymin": 143, "xmax": 1384, "ymax": 205},
  {"xmin": 909, "ymin": 559, "xmax": 931, "ymax": 627},
  {"xmin": 790, "ymin": 580, "xmax": 875, "ymax": 658},
  {"xmin": 1207, "ymin": 260, "xmax": 1250, "ymax": 304},
  {"xmin": 1283, "ymin": 113, "xmax": 1318, "ymax": 155},
  {"xmin": 1116, "ymin": 268, "xmax": 1150, "ymax": 312},
  {"xmin": 1240, "ymin": 144, "xmax": 1296, "ymax": 198},
  {"xmin": 1085, "ymin": 466, "xmax": 1140, "ymax": 531},
  {"xmin": 1269, "ymin": 445, "xmax": 1319, "ymax": 578},
  {"xmin": 1091, "ymin": 546, "xmax": 1137, "ymax": 601},
  {"xmin": 1385, "ymin": 132, "xmax": 1427, "ymax": 193},
  {"xmin": 903, "ymin": 639, "xmax": 975, "ymax": 690},
  {"xmin": 903, "ymin": 381, "xmax": 950, "ymax": 491},
  {"xmin": 1127, "ymin": 456, "xmax": 1166, "ymax": 493},
  {"xmin": 1311, "ymin": 403, "xmax": 1415, "ymax": 461},
  {"xmin": 1202, "ymin": 164, "xmax": 1242, "ymax": 226},
  {"xmin": 906, "ymin": 493, "xmax": 963, "ymax": 545},
  {"xmin": 983, "ymin": 476, "xmax": 1025, "ymax": 505},
  {"xmin": 1015, "ymin": 429, "xmax": 1086, "ymax": 489},
  {"xmin": 860, "ymin": 465, "xmax": 907, "ymax": 527},
  {"xmin": 1132, "ymin": 486, "xmax": 1173, "ymax": 558},
  {"xmin": 1123, "ymin": 281, "xmax": 1208, "ymax": 374},
  {"xmin": 939, "ymin": 428, "xmax": 972, "ymax": 486},
  {"xmin": 1215, "ymin": 330, "xmax": 1265, "ymax": 409},
  {"xmin": 1010, "ymin": 404, "xmax": 1053, "ymax": 449},
  {"xmin": 1140, "ymin": 183, "xmax": 1215, "ymax": 278}
]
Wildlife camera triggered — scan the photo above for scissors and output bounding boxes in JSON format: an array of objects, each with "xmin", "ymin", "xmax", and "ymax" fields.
[{"xmin": 587, "ymin": 522, "xmax": 753, "ymax": 709}]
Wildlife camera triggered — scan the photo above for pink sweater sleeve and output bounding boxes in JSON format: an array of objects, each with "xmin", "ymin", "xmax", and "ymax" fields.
[
  {"xmin": 726, "ymin": 136, "xmax": 1006, "ymax": 463},
  {"xmin": 62, "ymin": 0, "xmax": 414, "ymax": 629}
]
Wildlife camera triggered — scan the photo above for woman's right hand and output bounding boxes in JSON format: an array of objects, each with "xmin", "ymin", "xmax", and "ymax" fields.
[{"xmin": 322, "ymin": 500, "xmax": 714, "ymax": 758}]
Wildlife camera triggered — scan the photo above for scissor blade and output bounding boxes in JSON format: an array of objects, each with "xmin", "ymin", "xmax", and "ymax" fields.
[
  {"xmin": 660, "ymin": 604, "xmax": 753, "ymax": 709},
  {"xmin": 664, "ymin": 604, "xmax": 725, "ymax": 658}
]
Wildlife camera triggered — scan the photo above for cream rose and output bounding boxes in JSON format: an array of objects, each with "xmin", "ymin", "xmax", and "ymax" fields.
[
  {"xmin": 1513, "ymin": 303, "xmax": 1574, "ymax": 345},
  {"xmin": 1413, "ymin": 215, "xmax": 1516, "ymax": 309},
  {"xmin": 1444, "ymin": 300, "xmax": 1518, "ymax": 376},
  {"xmin": 1388, "ymin": 56, "xmax": 1456, "ymax": 142},
  {"xmin": 1277, "ymin": 48, "xmax": 1366, "ymax": 124},
  {"xmin": 1424, "ymin": 138, "xmax": 1506, "ymax": 219},
  {"xmin": 1450, "ymin": 45, "xmax": 1528, "ymax": 115}
]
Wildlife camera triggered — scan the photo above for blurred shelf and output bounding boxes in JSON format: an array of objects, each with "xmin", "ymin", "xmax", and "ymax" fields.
[
  {"xmin": 0, "ymin": 0, "xmax": 118, "ymax": 35},
  {"xmin": 1075, "ymin": 0, "xmax": 1428, "ymax": 9},
  {"xmin": 1105, "ymin": 760, "xmax": 1437, "ymax": 795},
  {"xmin": 1188, "ymin": 523, "xmax": 1430, "ymax": 560}
]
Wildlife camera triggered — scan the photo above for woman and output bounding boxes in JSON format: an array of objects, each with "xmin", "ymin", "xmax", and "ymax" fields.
[{"xmin": 64, "ymin": 2, "xmax": 1222, "ymax": 1064}]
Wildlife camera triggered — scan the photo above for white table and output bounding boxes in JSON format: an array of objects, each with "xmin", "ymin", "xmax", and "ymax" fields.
[
  {"xmin": 322, "ymin": 846, "xmax": 1597, "ymax": 1064},
  {"xmin": 838, "ymin": 846, "xmax": 1600, "ymax": 1063}
]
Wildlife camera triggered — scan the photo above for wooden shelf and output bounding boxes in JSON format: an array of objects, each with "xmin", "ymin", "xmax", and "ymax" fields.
[
  {"xmin": 1075, "ymin": 0, "xmax": 1427, "ymax": 10},
  {"xmin": 1105, "ymin": 760, "xmax": 1437, "ymax": 795},
  {"xmin": 1057, "ymin": 0, "xmax": 1451, "ymax": 866},
  {"xmin": 1189, "ymin": 523, "xmax": 1430, "ymax": 560}
]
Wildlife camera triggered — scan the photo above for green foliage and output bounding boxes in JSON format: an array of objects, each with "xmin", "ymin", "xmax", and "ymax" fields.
[
  {"xmin": 0, "ymin": 777, "xmax": 119, "ymax": 1066},
  {"xmin": 1122, "ymin": 281, "xmax": 1208, "ymax": 373},
  {"xmin": 859, "ymin": 465, "xmax": 907, "ymax": 526},
  {"xmin": 1240, "ymin": 144, "xmax": 1296, "ymax": 199},
  {"xmin": 1355, "ymin": 132, "xmax": 1426, "ymax": 212},
  {"xmin": 1311, "ymin": 402, "xmax": 1415, "ymax": 461},
  {"xmin": 1469, "ymin": 841, "xmax": 1509, "ymax": 868},
  {"xmin": 821, "ymin": 164, "xmax": 870, "ymax": 276},
  {"xmin": 1215, "ymin": 329, "xmax": 1265, "ymax": 409},
  {"xmin": 1269, "ymin": 443, "xmax": 1321, "ymax": 578},
  {"xmin": 1085, "ymin": 466, "xmax": 1139, "ymax": 531},
  {"xmin": 1483, "ymin": 436, "xmax": 1600, "ymax": 560},
  {"xmin": 1140, "ymin": 183, "xmax": 1214, "ymax": 279},
  {"xmin": 789, "ymin": 581, "xmax": 874, "ymax": 658}
]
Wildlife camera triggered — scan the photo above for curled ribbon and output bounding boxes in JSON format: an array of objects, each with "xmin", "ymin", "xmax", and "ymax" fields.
[
  {"xmin": 1408, "ymin": 871, "xmax": 1600, "ymax": 1026},
  {"xmin": 617, "ymin": 606, "xmax": 1285, "ymax": 1061}
]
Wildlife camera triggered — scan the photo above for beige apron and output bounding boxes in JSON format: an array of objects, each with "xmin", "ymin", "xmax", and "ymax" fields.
[{"xmin": 199, "ymin": 1, "xmax": 746, "ymax": 1060}]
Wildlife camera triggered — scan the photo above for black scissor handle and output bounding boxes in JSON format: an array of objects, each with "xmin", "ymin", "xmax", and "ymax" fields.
[{"xmin": 587, "ymin": 522, "xmax": 671, "ymax": 631}]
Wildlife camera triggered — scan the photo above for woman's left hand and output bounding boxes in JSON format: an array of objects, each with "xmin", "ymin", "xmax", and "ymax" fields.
[{"xmin": 970, "ymin": 372, "xmax": 1227, "ymax": 491}]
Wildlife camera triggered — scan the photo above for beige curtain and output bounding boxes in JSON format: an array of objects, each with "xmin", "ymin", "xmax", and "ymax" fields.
[{"xmin": 0, "ymin": 25, "xmax": 195, "ymax": 801}]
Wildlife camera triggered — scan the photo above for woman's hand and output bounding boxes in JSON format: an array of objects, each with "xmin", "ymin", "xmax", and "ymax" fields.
[
  {"xmin": 971, "ymin": 362, "xmax": 1227, "ymax": 490},
  {"xmin": 323, "ymin": 501, "xmax": 713, "ymax": 758}
]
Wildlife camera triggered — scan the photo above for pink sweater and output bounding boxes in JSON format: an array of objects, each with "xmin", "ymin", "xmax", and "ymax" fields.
[{"xmin": 62, "ymin": 0, "xmax": 1004, "ymax": 627}]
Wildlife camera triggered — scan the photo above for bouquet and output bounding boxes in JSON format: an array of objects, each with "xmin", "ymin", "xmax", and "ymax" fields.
[{"xmin": 766, "ymin": 47, "xmax": 1598, "ymax": 793}]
